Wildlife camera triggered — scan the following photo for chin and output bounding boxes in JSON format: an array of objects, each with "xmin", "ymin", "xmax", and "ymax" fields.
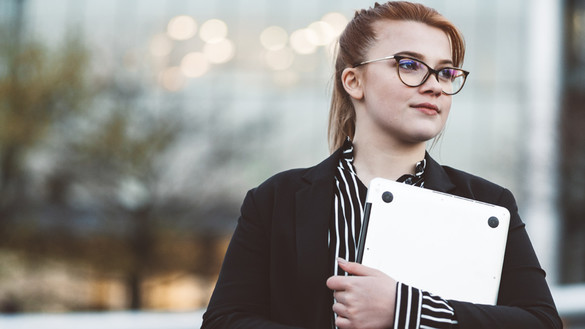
[
  {"xmin": 409, "ymin": 124, "xmax": 445, "ymax": 141},
  {"xmin": 408, "ymin": 131, "xmax": 442, "ymax": 143}
]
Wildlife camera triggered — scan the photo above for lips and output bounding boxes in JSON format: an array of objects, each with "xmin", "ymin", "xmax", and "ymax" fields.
[{"xmin": 412, "ymin": 103, "xmax": 440, "ymax": 114}]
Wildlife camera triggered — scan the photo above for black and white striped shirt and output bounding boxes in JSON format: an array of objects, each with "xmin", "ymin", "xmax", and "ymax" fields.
[{"xmin": 330, "ymin": 138, "xmax": 459, "ymax": 329}]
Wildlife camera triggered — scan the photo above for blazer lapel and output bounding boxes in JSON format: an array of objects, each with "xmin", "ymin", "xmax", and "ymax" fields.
[
  {"xmin": 295, "ymin": 177, "xmax": 334, "ymax": 282},
  {"xmin": 423, "ymin": 152, "xmax": 457, "ymax": 193},
  {"xmin": 294, "ymin": 149, "xmax": 340, "ymax": 322},
  {"xmin": 293, "ymin": 151, "xmax": 456, "ymax": 275},
  {"xmin": 289, "ymin": 150, "xmax": 456, "ymax": 326}
]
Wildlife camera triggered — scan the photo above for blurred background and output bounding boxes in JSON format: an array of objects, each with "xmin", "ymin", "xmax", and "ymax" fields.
[{"xmin": 0, "ymin": 0, "xmax": 584, "ymax": 328}]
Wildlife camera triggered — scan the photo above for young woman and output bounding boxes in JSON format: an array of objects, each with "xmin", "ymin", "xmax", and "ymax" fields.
[{"xmin": 201, "ymin": 2, "xmax": 562, "ymax": 329}]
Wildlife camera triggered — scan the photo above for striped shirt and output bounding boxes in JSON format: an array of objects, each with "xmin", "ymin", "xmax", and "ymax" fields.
[{"xmin": 330, "ymin": 138, "xmax": 459, "ymax": 329}]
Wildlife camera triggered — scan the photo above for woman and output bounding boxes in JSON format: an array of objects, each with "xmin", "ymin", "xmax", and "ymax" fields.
[{"xmin": 201, "ymin": 2, "xmax": 562, "ymax": 329}]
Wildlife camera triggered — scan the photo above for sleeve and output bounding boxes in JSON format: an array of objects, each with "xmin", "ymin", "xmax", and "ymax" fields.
[
  {"xmin": 201, "ymin": 189, "xmax": 304, "ymax": 329},
  {"xmin": 393, "ymin": 282, "xmax": 459, "ymax": 329},
  {"xmin": 447, "ymin": 188, "xmax": 563, "ymax": 329}
]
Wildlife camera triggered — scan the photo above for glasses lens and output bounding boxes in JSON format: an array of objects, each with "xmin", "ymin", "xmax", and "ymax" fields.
[
  {"xmin": 396, "ymin": 58, "xmax": 428, "ymax": 86},
  {"xmin": 438, "ymin": 68, "xmax": 466, "ymax": 95},
  {"xmin": 396, "ymin": 57, "xmax": 467, "ymax": 94}
]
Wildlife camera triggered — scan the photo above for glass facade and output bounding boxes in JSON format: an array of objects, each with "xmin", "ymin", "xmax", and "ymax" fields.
[
  {"xmin": 561, "ymin": 0, "xmax": 585, "ymax": 284},
  {"xmin": 1, "ymin": 0, "xmax": 584, "ymax": 325}
]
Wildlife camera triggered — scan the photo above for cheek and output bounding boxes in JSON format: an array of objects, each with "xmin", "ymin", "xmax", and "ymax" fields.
[
  {"xmin": 368, "ymin": 80, "xmax": 409, "ymax": 108},
  {"xmin": 364, "ymin": 69, "xmax": 404, "ymax": 95}
]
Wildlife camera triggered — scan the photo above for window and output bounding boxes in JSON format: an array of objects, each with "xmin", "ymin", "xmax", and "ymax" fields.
[{"xmin": 560, "ymin": 0, "xmax": 585, "ymax": 284}]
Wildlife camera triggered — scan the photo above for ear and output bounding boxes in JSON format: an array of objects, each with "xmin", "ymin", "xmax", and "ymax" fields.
[{"xmin": 341, "ymin": 67, "xmax": 364, "ymax": 100}]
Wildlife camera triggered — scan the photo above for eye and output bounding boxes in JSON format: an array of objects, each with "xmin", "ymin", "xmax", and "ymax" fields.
[
  {"xmin": 438, "ymin": 68, "xmax": 459, "ymax": 81},
  {"xmin": 398, "ymin": 59, "xmax": 423, "ymax": 71}
]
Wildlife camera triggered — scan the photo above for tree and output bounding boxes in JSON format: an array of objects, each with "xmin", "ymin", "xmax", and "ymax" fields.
[
  {"xmin": 0, "ymin": 24, "xmax": 275, "ymax": 310},
  {"xmin": 0, "ymin": 27, "xmax": 93, "ymax": 241}
]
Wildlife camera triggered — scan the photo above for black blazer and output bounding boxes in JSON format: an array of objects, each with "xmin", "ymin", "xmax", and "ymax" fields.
[{"xmin": 202, "ymin": 147, "xmax": 562, "ymax": 329}]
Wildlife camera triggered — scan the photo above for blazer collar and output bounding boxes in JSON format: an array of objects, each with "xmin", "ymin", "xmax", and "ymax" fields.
[
  {"xmin": 294, "ymin": 148, "xmax": 459, "ymax": 213},
  {"xmin": 422, "ymin": 151, "xmax": 457, "ymax": 193},
  {"xmin": 292, "ymin": 147, "xmax": 458, "ymax": 315},
  {"xmin": 298, "ymin": 147, "xmax": 457, "ymax": 193}
]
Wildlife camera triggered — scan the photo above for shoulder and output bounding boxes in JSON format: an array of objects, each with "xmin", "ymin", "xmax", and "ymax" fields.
[
  {"xmin": 439, "ymin": 165, "xmax": 518, "ymax": 211},
  {"xmin": 442, "ymin": 165, "xmax": 505, "ymax": 195},
  {"xmin": 249, "ymin": 148, "xmax": 342, "ymax": 198},
  {"xmin": 238, "ymin": 156, "xmax": 338, "ymax": 230},
  {"xmin": 253, "ymin": 167, "xmax": 312, "ymax": 195},
  {"xmin": 425, "ymin": 153, "xmax": 508, "ymax": 201},
  {"xmin": 236, "ymin": 168, "xmax": 313, "ymax": 230}
]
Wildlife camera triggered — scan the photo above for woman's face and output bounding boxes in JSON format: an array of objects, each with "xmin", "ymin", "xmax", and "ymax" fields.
[{"xmin": 351, "ymin": 20, "xmax": 454, "ymax": 146}]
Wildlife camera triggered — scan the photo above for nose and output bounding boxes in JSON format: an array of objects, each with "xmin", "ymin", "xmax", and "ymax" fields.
[{"xmin": 419, "ymin": 72, "xmax": 443, "ymax": 95}]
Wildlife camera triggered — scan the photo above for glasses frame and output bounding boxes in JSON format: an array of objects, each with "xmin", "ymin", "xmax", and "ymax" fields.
[{"xmin": 354, "ymin": 55, "xmax": 470, "ymax": 95}]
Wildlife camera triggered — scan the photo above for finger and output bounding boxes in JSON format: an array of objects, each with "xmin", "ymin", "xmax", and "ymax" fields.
[
  {"xmin": 337, "ymin": 257, "xmax": 381, "ymax": 277},
  {"xmin": 326, "ymin": 275, "xmax": 347, "ymax": 291},
  {"xmin": 333, "ymin": 290, "xmax": 349, "ymax": 304},
  {"xmin": 332, "ymin": 300, "xmax": 347, "ymax": 317},
  {"xmin": 327, "ymin": 274, "xmax": 359, "ymax": 291},
  {"xmin": 335, "ymin": 315, "xmax": 352, "ymax": 329}
]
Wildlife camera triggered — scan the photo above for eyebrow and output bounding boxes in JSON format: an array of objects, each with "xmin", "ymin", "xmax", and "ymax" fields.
[{"xmin": 394, "ymin": 51, "xmax": 454, "ymax": 66}]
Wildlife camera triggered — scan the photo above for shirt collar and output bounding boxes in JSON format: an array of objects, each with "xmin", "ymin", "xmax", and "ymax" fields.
[{"xmin": 340, "ymin": 137, "xmax": 426, "ymax": 186}]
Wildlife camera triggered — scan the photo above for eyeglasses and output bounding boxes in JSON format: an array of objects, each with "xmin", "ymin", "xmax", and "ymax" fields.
[{"xmin": 354, "ymin": 55, "xmax": 470, "ymax": 95}]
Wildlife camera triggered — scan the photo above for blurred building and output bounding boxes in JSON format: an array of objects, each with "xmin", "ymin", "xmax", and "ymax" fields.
[{"xmin": 0, "ymin": 0, "xmax": 584, "ymax": 327}]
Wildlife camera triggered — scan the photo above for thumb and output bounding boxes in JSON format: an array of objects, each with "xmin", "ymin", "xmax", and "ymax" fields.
[{"xmin": 337, "ymin": 258, "xmax": 380, "ymax": 277}]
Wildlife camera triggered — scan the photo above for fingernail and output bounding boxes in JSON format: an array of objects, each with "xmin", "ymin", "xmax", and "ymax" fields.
[{"xmin": 337, "ymin": 257, "xmax": 348, "ymax": 265}]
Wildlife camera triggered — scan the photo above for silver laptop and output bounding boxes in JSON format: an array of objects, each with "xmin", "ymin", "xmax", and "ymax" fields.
[{"xmin": 356, "ymin": 178, "xmax": 510, "ymax": 305}]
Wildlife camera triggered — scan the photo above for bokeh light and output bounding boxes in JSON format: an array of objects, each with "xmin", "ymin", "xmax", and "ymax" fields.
[
  {"xmin": 321, "ymin": 12, "xmax": 348, "ymax": 36},
  {"xmin": 324, "ymin": 39, "xmax": 338, "ymax": 60},
  {"xmin": 199, "ymin": 19, "xmax": 228, "ymax": 44},
  {"xmin": 203, "ymin": 39, "xmax": 235, "ymax": 64},
  {"xmin": 167, "ymin": 15, "xmax": 197, "ymax": 40},
  {"xmin": 260, "ymin": 26, "xmax": 288, "ymax": 51},
  {"xmin": 289, "ymin": 28, "xmax": 318, "ymax": 55},
  {"xmin": 181, "ymin": 52, "xmax": 210, "ymax": 78},
  {"xmin": 307, "ymin": 21, "xmax": 336, "ymax": 46}
]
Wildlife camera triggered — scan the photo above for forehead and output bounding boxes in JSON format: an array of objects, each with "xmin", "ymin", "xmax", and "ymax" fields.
[{"xmin": 369, "ymin": 20, "xmax": 452, "ymax": 64}]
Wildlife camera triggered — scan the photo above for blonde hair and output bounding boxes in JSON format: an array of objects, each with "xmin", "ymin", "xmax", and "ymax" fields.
[{"xmin": 327, "ymin": 1, "xmax": 466, "ymax": 152}]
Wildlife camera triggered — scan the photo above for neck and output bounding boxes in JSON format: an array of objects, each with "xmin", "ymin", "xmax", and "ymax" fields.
[{"xmin": 352, "ymin": 134, "xmax": 427, "ymax": 187}]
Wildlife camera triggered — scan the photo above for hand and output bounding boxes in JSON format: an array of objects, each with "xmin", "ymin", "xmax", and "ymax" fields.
[{"xmin": 326, "ymin": 258, "xmax": 397, "ymax": 329}]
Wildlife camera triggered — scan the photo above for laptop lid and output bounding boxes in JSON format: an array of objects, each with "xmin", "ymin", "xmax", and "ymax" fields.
[{"xmin": 356, "ymin": 177, "xmax": 510, "ymax": 305}]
